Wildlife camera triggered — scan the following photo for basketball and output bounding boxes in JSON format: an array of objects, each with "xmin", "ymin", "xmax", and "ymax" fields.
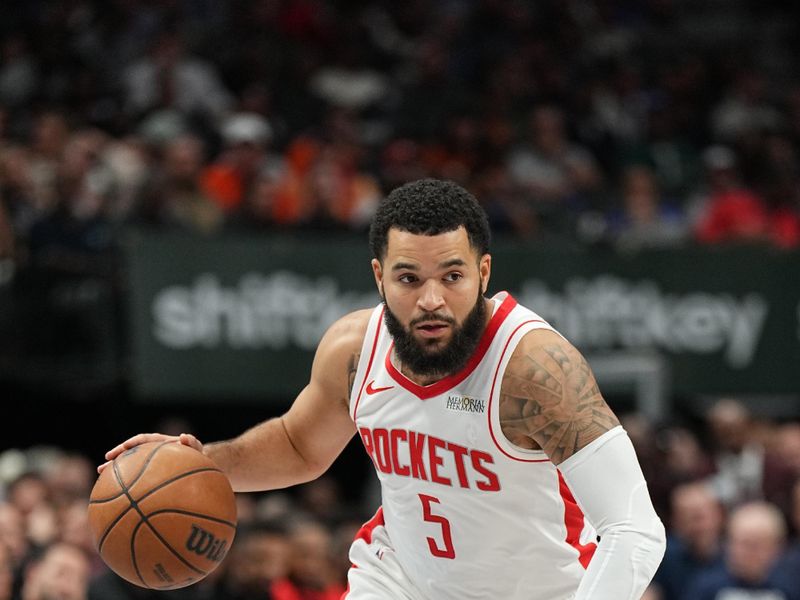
[{"xmin": 87, "ymin": 441, "xmax": 237, "ymax": 590}]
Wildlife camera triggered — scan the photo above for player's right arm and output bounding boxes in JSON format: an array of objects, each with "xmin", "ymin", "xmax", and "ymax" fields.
[
  {"xmin": 500, "ymin": 328, "xmax": 665, "ymax": 599},
  {"xmin": 99, "ymin": 309, "xmax": 371, "ymax": 492}
]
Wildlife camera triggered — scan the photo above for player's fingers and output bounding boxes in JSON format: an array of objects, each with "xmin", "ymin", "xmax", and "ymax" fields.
[
  {"xmin": 178, "ymin": 433, "xmax": 203, "ymax": 452},
  {"xmin": 104, "ymin": 433, "xmax": 180, "ymax": 461},
  {"xmin": 97, "ymin": 460, "xmax": 111, "ymax": 474}
]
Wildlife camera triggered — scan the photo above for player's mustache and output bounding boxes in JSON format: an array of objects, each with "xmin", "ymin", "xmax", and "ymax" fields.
[{"xmin": 410, "ymin": 313, "xmax": 455, "ymax": 326}]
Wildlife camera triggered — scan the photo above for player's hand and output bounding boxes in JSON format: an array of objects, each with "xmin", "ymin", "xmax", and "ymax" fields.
[{"xmin": 97, "ymin": 432, "xmax": 203, "ymax": 474}]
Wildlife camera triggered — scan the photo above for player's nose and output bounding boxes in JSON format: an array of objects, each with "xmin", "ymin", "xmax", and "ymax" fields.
[{"xmin": 417, "ymin": 280, "xmax": 445, "ymax": 312}]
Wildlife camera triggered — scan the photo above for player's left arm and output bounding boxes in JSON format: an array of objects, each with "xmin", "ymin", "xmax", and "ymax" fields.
[{"xmin": 500, "ymin": 328, "xmax": 666, "ymax": 600}]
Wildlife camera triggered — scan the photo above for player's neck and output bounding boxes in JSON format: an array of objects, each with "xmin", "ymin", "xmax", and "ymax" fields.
[{"xmin": 399, "ymin": 363, "xmax": 444, "ymax": 387}]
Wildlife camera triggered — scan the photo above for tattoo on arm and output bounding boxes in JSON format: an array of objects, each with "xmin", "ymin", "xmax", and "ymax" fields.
[
  {"xmin": 499, "ymin": 342, "xmax": 619, "ymax": 464},
  {"xmin": 346, "ymin": 351, "xmax": 361, "ymax": 403}
]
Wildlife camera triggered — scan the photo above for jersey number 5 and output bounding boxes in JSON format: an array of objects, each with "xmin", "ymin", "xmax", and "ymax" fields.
[{"xmin": 418, "ymin": 493, "xmax": 455, "ymax": 559}]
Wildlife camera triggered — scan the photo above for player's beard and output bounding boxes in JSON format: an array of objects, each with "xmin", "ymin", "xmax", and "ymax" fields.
[{"xmin": 382, "ymin": 287, "xmax": 487, "ymax": 379}]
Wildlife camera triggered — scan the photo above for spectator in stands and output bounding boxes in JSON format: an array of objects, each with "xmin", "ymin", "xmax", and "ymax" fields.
[
  {"xmin": 122, "ymin": 29, "xmax": 234, "ymax": 124},
  {"xmin": 20, "ymin": 111, "xmax": 71, "ymax": 224},
  {"xmin": 58, "ymin": 500, "xmax": 101, "ymax": 576},
  {"xmin": 243, "ymin": 135, "xmax": 320, "ymax": 228},
  {"xmin": 704, "ymin": 399, "xmax": 795, "ymax": 513},
  {"xmin": 293, "ymin": 476, "xmax": 347, "ymax": 526},
  {"xmin": 300, "ymin": 141, "xmax": 381, "ymax": 231},
  {"xmin": 20, "ymin": 542, "xmax": 91, "ymax": 600},
  {"xmin": 378, "ymin": 138, "xmax": 427, "ymax": 193},
  {"xmin": 209, "ymin": 520, "xmax": 291, "ymax": 600},
  {"xmin": 618, "ymin": 102, "xmax": 703, "ymax": 201},
  {"xmin": 5, "ymin": 472, "xmax": 49, "ymax": 523},
  {"xmin": 647, "ymin": 425, "xmax": 716, "ymax": 522},
  {"xmin": 605, "ymin": 164, "xmax": 689, "ymax": 251},
  {"xmin": 588, "ymin": 62, "xmax": 651, "ymax": 147},
  {"xmin": 27, "ymin": 128, "xmax": 117, "ymax": 258},
  {"xmin": 272, "ymin": 518, "xmax": 345, "ymax": 600},
  {"xmin": 201, "ymin": 112, "xmax": 284, "ymax": 215},
  {"xmin": 0, "ymin": 145, "xmax": 42, "ymax": 246},
  {"xmin": 471, "ymin": 164, "xmax": 526, "ymax": 235},
  {"xmin": 233, "ymin": 165, "xmax": 285, "ymax": 231},
  {"xmin": 134, "ymin": 134, "xmax": 223, "ymax": 234},
  {"xmin": 307, "ymin": 40, "xmax": 390, "ymax": 114},
  {"xmin": 42, "ymin": 453, "xmax": 94, "ymax": 511},
  {"xmin": 5, "ymin": 472, "xmax": 59, "ymax": 556},
  {"xmin": 691, "ymin": 145, "xmax": 771, "ymax": 245},
  {"xmin": 506, "ymin": 104, "xmax": 602, "ymax": 234},
  {"xmin": 420, "ymin": 114, "xmax": 482, "ymax": 185},
  {"xmin": 653, "ymin": 482, "xmax": 725, "ymax": 600},
  {"xmin": 0, "ymin": 502, "xmax": 28, "ymax": 590},
  {"xmin": 684, "ymin": 501, "xmax": 795, "ymax": 600},
  {"xmin": 711, "ymin": 69, "xmax": 783, "ymax": 144},
  {"xmin": 704, "ymin": 399, "xmax": 766, "ymax": 508}
]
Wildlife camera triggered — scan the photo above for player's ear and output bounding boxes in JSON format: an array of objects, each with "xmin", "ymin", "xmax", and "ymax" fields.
[
  {"xmin": 480, "ymin": 253, "xmax": 491, "ymax": 294},
  {"xmin": 371, "ymin": 258, "xmax": 384, "ymax": 295}
]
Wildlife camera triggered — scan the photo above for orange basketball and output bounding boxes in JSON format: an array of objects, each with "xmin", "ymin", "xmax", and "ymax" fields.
[{"xmin": 87, "ymin": 441, "xmax": 237, "ymax": 590}]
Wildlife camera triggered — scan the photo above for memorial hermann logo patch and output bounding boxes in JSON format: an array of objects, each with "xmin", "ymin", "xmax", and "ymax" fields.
[{"xmin": 445, "ymin": 394, "xmax": 486, "ymax": 414}]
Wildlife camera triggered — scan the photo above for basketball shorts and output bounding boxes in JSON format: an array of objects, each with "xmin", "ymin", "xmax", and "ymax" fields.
[{"xmin": 342, "ymin": 511, "xmax": 421, "ymax": 600}]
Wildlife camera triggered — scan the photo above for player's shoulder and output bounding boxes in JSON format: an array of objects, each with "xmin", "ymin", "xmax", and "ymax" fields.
[
  {"xmin": 318, "ymin": 308, "xmax": 374, "ymax": 355},
  {"xmin": 516, "ymin": 326, "xmax": 570, "ymax": 349},
  {"xmin": 505, "ymin": 326, "xmax": 580, "ymax": 374},
  {"xmin": 312, "ymin": 309, "xmax": 374, "ymax": 386},
  {"xmin": 326, "ymin": 308, "xmax": 373, "ymax": 340}
]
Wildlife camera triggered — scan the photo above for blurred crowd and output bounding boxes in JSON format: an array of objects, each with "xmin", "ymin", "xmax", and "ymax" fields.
[
  {"xmin": 3, "ymin": 0, "xmax": 800, "ymax": 598},
  {"xmin": 1, "ymin": 0, "xmax": 800, "ymax": 275},
  {"xmin": 4, "ymin": 397, "xmax": 800, "ymax": 598},
  {"xmin": 0, "ymin": 440, "xmax": 369, "ymax": 600}
]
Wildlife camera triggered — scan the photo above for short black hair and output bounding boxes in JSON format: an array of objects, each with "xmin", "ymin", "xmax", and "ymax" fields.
[{"xmin": 369, "ymin": 178, "xmax": 490, "ymax": 261}]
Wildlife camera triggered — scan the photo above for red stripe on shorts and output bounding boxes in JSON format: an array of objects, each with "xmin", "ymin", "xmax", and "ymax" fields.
[{"xmin": 341, "ymin": 507, "xmax": 386, "ymax": 599}]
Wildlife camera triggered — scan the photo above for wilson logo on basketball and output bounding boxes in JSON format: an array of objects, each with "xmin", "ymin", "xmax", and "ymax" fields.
[{"xmin": 185, "ymin": 525, "xmax": 229, "ymax": 562}]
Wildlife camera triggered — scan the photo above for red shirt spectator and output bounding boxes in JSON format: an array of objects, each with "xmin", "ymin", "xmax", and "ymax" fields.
[
  {"xmin": 692, "ymin": 145, "xmax": 770, "ymax": 244},
  {"xmin": 694, "ymin": 188, "xmax": 769, "ymax": 244}
]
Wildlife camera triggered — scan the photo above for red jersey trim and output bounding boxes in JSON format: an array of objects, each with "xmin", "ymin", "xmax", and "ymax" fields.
[
  {"xmin": 352, "ymin": 307, "xmax": 385, "ymax": 423},
  {"xmin": 341, "ymin": 507, "xmax": 386, "ymax": 599},
  {"xmin": 487, "ymin": 319, "xmax": 550, "ymax": 463},
  {"xmin": 384, "ymin": 293, "xmax": 518, "ymax": 400},
  {"xmin": 354, "ymin": 506, "xmax": 385, "ymax": 545},
  {"xmin": 558, "ymin": 471, "xmax": 597, "ymax": 569}
]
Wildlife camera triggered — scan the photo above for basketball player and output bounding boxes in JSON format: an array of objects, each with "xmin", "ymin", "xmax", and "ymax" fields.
[{"xmin": 101, "ymin": 179, "xmax": 666, "ymax": 599}]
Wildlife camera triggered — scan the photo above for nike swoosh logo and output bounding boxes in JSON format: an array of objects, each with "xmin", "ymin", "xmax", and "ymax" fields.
[{"xmin": 366, "ymin": 380, "xmax": 394, "ymax": 395}]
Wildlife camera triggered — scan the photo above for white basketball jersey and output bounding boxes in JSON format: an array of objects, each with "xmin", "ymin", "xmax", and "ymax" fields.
[{"xmin": 348, "ymin": 291, "xmax": 597, "ymax": 600}]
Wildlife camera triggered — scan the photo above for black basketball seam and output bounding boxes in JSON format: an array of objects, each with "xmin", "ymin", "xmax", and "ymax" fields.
[
  {"xmin": 96, "ymin": 441, "xmax": 173, "ymax": 555},
  {"xmin": 90, "ymin": 441, "xmax": 176, "ymax": 503},
  {"xmin": 146, "ymin": 508, "xmax": 237, "ymax": 529},
  {"xmin": 130, "ymin": 515, "xmax": 206, "ymax": 588},
  {"xmin": 89, "ymin": 468, "xmax": 227, "ymax": 504},
  {"xmin": 134, "ymin": 468, "xmax": 228, "ymax": 504},
  {"xmin": 130, "ymin": 519, "xmax": 147, "ymax": 586}
]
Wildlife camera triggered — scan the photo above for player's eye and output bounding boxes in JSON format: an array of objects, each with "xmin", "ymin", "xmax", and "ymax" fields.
[
  {"xmin": 398, "ymin": 274, "xmax": 418, "ymax": 284},
  {"xmin": 443, "ymin": 272, "xmax": 463, "ymax": 282}
]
